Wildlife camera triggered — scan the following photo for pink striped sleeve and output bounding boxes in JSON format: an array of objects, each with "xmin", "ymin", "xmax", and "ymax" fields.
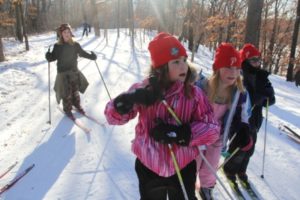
[
  {"xmin": 104, "ymin": 100, "xmax": 138, "ymax": 125},
  {"xmin": 104, "ymin": 82, "xmax": 146, "ymax": 125},
  {"xmin": 189, "ymin": 89, "xmax": 220, "ymax": 146}
]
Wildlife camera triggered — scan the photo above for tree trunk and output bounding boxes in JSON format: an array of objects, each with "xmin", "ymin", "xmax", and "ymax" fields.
[
  {"xmin": 19, "ymin": 2, "xmax": 29, "ymax": 51},
  {"xmin": 117, "ymin": 0, "xmax": 120, "ymax": 37},
  {"xmin": 244, "ymin": 0, "xmax": 263, "ymax": 47},
  {"xmin": 91, "ymin": 0, "xmax": 100, "ymax": 36},
  {"xmin": 81, "ymin": 0, "xmax": 87, "ymax": 21},
  {"xmin": 261, "ymin": 0, "xmax": 269, "ymax": 60},
  {"xmin": 60, "ymin": 0, "xmax": 64, "ymax": 22},
  {"xmin": 264, "ymin": 0, "xmax": 279, "ymax": 72},
  {"xmin": 0, "ymin": 36, "xmax": 5, "ymax": 62},
  {"xmin": 41, "ymin": 0, "xmax": 46, "ymax": 12},
  {"xmin": 274, "ymin": 46, "xmax": 284, "ymax": 74},
  {"xmin": 225, "ymin": 0, "xmax": 238, "ymax": 43},
  {"xmin": 168, "ymin": 0, "xmax": 177, "ymax": 34},
  {"xmin": 128, "ymin": 0, "xmax": 134, "ymax": 48},
  {"xmin": 15, "ymin": 3, "xmax": 23, "ymax": 42},
  {"xmin": 179, "ymin": 0, "xmax": 192, "ymax": 43},
  {"xmin": 287, "ymin": 0, "xmax": 300, "ymax": 81}
]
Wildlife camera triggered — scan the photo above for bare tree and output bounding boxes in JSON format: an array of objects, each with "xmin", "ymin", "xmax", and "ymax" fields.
[
  {"xmin": 91, "ymin": 0, "xmax": 100, "ymax": 36},
  {"xmin": 264, "ymin": 0, "xmax": 279, "ymax": 71},
  {"xmin": 19, "ymin": 1, "xmax": 29, "ymax": 50},
  {"xmin": 0, "ymin": 1, "xmax": 15, "ymax": 61},
  {"xmin": 59, "ymin": 0, "xmax": 65, "ymax": 22},
  {"xmin": 244, "ymin": 0, "xmax": 263, "ymax": 47},
  {"xmin": 0, "ymin": 36, "xmax": 4, "ymax": 61},
  {"xmin": 225, "ymin": 0, "xmax": 238, "ymax": 43},
  {"xmin": 287, "ymin": 0, "xmax": 300, "ymax": 81},
  {"xmin": 15, "ymin": 0, "xmax": 23, "ymax": 42},
  {"xmin": 128, "ymin": 0, "xmax": 134, "ymax": 47},
  {"xmin": 168, "ymin": 0, "xmax": 177, "ymax": 35},
  {"xmin": 117, "ymin": 0, "xmax": 120, "ymax": 37}
]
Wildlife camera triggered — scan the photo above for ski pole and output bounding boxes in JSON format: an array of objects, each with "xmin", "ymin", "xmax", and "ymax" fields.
[
  {"xmin": 261, "ymin": 98, "xmax": 269, "ymax": 179},
  {"xmin": 218, "ymin": 147, "xmax": 240, "ymax": 170},
  {"xmin": 222, "ymin": 91, "xmax": 240, "ymax": 150},
  {"xmin": 221, "ymin": 132, "xmax": 237, "ymax": 158},
  {"xmin": 198, "ymin": 147, "xmax": 235, "ymax": 200},
  {"xmin": 94, "ymin": 60, "xmax": 112, "ymax": 100},
  {"xmin": 160, "ymin": 100, "xmax": 189, "ymax": 200},
  {"xmin": 162, "ymin": 100, "xmax": 234, "ymax": 200},
  {"xmin": 47, "ymin": 47, "xmax": 51, "ymax": 124}
]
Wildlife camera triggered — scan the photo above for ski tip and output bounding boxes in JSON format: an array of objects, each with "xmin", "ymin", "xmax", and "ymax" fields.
[{"xmin": 260, "ymin": 175, "xmax": 264, "ymax": 179}]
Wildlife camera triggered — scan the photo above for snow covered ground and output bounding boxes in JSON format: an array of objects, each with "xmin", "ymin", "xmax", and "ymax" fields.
[{"xmin": 0, "ymin": 29, "xmax": 300, "ymax": 200}]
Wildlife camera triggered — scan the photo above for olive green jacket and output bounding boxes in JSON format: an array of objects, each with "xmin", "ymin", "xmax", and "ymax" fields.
[{"xmin": 54, "ymin": 70, "xmax": 89, "ymax": 103}]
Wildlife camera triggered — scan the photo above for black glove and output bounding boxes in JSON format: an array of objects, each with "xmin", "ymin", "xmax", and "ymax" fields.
[
  {"xmin": 131, "ymin": 75, "xmax": 162, "ymax": 106},
  {"xmin": 90, "ymin": 51, "xmax": 97, "ymax": 60},
  {"xmin": 130, "ymin": 87, "xmax": 160, "ymax": 106},
  {"xmin": 150, "ymin": 122, "xmax": 192, "ymax": 146},
  {"xmin": 120, "ymin": 76, "xmax": 161, "ymax": 106},
  {"xmin": 45, "ymin": 52, "xmax": 51, "ymax": 62},
  {"xmin": 113, "ymin": 87, "xmax": 159, "ymax": 115},
  {"xmin": 229, "ymin": 124, "xmax": 252, "ymax": 152},
  {"xmin": 113, "ymin": 93, "xmax": 134, "ymax": 115}
]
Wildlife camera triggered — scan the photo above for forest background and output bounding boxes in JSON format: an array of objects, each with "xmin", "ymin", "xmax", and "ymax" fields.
[{"xmin": 1, "ymin": 0, "xmax": 300, "ymax": 82}]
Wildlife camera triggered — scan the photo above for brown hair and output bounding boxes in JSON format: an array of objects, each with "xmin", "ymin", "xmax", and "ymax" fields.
[
  {"xmin": 187, "ymin": 63, "xmax": 198, "ymax": 84},
  {"xmin": 56, "ymin": 26, "xmax": 74, "ymax": 45},
  {"xmin": 57, "ymin": 35, "xmax": 75, "ymax": 45},
  {"xmin": 149, "ymin": 63, "xmax": 194, "ymax": 98},
  {"xmin": 207, "ymin": 70, "xmax": 245, "ymax": 104}
]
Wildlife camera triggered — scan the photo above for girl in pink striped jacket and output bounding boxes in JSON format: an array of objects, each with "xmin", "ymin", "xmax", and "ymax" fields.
[{"xmin": 104, "ymin": 32, "xmax": 220, "ymax": 200}]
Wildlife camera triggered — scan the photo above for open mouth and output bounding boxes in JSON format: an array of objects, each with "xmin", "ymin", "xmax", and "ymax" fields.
[
  {"xmin": 179, "ymin": 73, "xmax": 186, "ymax": 77},
  {"xmin": 227, "ymin": 77, "xmax": 236, "ymax": 81}
]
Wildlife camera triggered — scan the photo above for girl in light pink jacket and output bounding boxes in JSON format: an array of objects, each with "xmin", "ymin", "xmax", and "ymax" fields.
[
  {"xmin": 104, "ymin": 32, "xmax": 220, "ymax": 200},
  {"xmin": 195, "ymin": 43, "xmax": 252, "ymax": 200}
]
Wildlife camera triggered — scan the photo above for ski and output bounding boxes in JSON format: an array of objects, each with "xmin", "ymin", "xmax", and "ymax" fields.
[
  {"xmin": 282, "ymin": 125, "xmax": 300, "ymax": 139},
  {"xmin": 238, "ymin": 179, "xmax": 261, "ymax": 200},
  {"xmin": 57, "ymin": 107, "xmax": 91, "ymax": 134},
  {"xmin": 279, "ymin": 125, "xmax": 300, "ymax": 143},
  {"xmin": 66, "ymin": 114, "xmax": 91, "ymax": 134},
  {"xmin": 75, "ymin": 109, "xmax": 105, "ymax": 127},
  {"xmin": 220, "ymin": 169, "xmax": 246, "ymax": 200},
  {"xmin": 0, "ymin": 164, "xmax": 35, "ymax": 195},
  {"xmin": 226, "ymin": 178, "xmax": 246, "ymax": 200},
  {"xmin": 0, "ymin": 162, "xmax": 18, "ymax": 179}
]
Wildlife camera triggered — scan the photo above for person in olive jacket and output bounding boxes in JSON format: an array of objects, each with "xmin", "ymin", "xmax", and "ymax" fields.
[
  {"xmin": 45, "ymin": 23, "xmax": 97, "ymax": 119},
  {"xmin": 233, "ymin": 43, "xmax": 275, "ymax": 184}
]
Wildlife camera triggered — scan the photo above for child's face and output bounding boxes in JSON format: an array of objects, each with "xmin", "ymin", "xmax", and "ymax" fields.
[
  {"xmin": 248, "ymin": 57, "xmax": 261, "ymax": 68},
  {"xmin": 219, "ymin": 66, "xmax": 240, "ymax": 86},
  {"xmin": 61, "ymin": 29, "xmax": 72, "ymax": 42},
  {"xmin": 167, "ymin": 56, "xmax": 188, "ymax": 82}
]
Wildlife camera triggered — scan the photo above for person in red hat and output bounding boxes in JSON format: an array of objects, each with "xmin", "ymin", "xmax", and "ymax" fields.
[
  {"xmin": 104, "ymin": 32, "xmax": 220, "ymax": 199},
  {"xmin": 45, "ymin": 23, "xmax": 97, "ymax": 119},
  {"xmin": 232, "ymin": 43, "xmax": 275, "ymax": 185},
  {"xmin": 195, "ymin": 43, "xmax": 253, "ymax": 199}
]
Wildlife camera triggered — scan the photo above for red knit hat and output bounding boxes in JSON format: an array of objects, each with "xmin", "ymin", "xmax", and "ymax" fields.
[
  {"xmin": 213, "ymin": 43, "xmax": 241, "ymax": 71},
  {"xmin": 240, "ymin": 43, "xmax": 261, "ymax": 62},
  {"xmin": 148, "ymin": 32, "xmax": 187, "ymax": 68}
]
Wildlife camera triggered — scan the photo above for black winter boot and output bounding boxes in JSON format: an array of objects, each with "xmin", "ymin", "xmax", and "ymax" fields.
[
  {"xmin": 199, "ymin": 187, "xmax": 214, "ymax": 200},
  {"xmin": 237, "ymin": 173, "xmax": 250, "ymax": 187},
  {"xmin": 72, "ymin": 91, "xmax": 85, "ymax": 114},
  {"xmin": 65, "ymin": 111, "xmax": 75, "ymax": 120}
]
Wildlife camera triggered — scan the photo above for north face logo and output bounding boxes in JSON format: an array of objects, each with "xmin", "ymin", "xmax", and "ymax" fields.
[{"xmin": 171, "ymin": 47, "xmax": 179, "ymax": 56}]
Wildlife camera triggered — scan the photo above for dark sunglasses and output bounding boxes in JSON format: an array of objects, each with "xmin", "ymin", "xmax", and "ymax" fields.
[{"xmin": 249, "ymin": 57, "xmax": 261, "ymax": 64}]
